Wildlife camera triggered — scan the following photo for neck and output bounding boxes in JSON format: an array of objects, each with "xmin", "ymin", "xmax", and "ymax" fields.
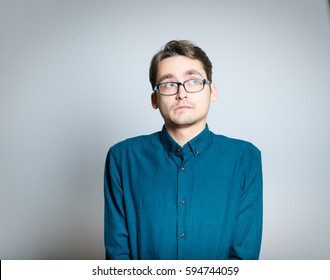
[{"xmin": 165, "ymin": 122, "xmax": 206, "ymax": 147}]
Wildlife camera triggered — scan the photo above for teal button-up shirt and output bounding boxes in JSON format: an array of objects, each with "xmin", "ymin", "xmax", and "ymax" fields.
[{"xmin": 104, "ymin": 125, "xmax": 262, "ymax": 259}]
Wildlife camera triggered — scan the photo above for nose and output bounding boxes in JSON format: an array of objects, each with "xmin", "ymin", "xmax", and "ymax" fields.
[{"xmin": 176, "ymin": 83, "xmax": 188, "ymax": 100}]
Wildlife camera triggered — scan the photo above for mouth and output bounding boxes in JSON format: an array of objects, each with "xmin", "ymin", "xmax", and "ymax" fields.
[{"xmin": 174, "ymin": 105, "xmax": 193, "ymax": 111}]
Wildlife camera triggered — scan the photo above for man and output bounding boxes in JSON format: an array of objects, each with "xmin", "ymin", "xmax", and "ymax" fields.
[{"xmin": 104, "ymin": 40, "xmax": 263, "ymax": 260}]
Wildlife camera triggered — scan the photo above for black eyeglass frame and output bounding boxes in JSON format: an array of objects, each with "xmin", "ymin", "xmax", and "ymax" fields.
[{"xmin": 153, "ymin": 78, "xmax": 211, "ymax": 96}]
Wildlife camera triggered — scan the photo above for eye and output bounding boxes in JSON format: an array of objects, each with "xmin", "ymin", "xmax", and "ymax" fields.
[
  {"xmin": 165, "ymin": 82, "xmax": 177, "ymax": 88},
  {"xmin": 187, "ymin": 79, "xmax": 200, "ymax": 85}
]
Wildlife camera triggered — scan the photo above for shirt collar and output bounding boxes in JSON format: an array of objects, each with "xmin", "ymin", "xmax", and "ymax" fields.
[{"xmin": 160, "ymin": 124, "xmax": 212, "ymax": 157}]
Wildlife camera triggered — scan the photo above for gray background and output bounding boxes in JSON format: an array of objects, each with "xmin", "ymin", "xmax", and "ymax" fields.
[{"xmin": 1, "ymin": 0, "xmax": 329, "ymax": 259}]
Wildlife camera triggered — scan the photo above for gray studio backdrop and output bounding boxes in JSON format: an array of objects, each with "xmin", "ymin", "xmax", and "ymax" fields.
[{"xmin": 1, "ymin": 0, "xmax": 330, "ymax": 259}]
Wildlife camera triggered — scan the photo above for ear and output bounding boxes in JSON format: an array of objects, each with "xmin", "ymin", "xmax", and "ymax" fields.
[
  {"xmin": 151, "ymin": 92, "xmax": 159, "ymax": 109},
  {"xmin": 210, "ymin": 83, "xmax": 219, "ymax": 102}
]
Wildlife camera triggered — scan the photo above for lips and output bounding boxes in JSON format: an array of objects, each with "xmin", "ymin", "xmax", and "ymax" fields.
[{"xmin": 174, "ymin": 104, "xmax": 193, "ymax": 111}]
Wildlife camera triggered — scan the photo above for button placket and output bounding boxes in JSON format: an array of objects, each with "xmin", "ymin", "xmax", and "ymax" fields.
[{"xmin": 177, "ymin": 159, "xmax": 187, "ymax": 260}]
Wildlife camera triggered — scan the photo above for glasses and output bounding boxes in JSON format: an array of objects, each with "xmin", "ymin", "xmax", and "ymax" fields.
[{"xmin": 154, "ymin": 78, "xmax": 211, "ymax": 96}]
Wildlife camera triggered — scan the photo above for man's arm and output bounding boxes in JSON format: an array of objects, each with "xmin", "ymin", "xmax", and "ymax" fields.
[
  {"xmin": 229, "ymin": 150, "xmax": 263, "ymax": 259},
  {"xmin": 104, "ymin": 149, "xmax": 131, "ymax": 260}
]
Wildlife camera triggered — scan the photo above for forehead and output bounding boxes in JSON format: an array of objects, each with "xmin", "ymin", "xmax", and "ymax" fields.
[{"xmin": 157, "ymin": 55, "xmax": 206, "ymax": 81}]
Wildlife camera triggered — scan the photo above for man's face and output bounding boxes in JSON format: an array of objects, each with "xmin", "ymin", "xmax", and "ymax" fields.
[{"xmin": 151, "ymin": 55, "xmax": 218, "ymax": 132}]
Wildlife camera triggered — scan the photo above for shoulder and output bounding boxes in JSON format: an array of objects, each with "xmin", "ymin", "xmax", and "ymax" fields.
[
  {"xmin": 210, "ymin": 132, "xmax": 261, "ymax": 158},
  {"xmin": 109, "ymin": 131, "xmax": 161, "ymax": 155}
]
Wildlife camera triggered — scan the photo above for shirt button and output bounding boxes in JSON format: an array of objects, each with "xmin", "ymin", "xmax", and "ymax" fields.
[
  {"xmin": 180, "ymin": 199, "xmax": 185, "ymax": 204},
  {"xmin": 180, "ymin": 167, "xmax": 185, "ymax": 172},
  {"xmin": 180, "ymin": 232, "xmax": 185, "ymax": 238},
  {"xmin": 176, "ymin": 148, "xmax": 181, "ymax": 153}
]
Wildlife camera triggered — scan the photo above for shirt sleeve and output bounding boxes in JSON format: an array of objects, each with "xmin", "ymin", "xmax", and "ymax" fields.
[
  {"xmin": 104, "ymin": 149, "xmax": 131, "ymax": 260},
  {"xmin": 228, "ymin": 149, "xmax": 263, "ymax": 260}
]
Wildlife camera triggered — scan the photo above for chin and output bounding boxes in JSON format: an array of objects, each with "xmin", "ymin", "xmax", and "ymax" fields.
[{"xmin": 171, "ymin": 119, "xmax": 197, "ymax": 127}]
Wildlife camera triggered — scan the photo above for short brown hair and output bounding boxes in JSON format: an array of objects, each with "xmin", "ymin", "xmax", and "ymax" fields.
[{"xmin": 149, "ymin": 40, "xmax": 213, "ymax": 90}]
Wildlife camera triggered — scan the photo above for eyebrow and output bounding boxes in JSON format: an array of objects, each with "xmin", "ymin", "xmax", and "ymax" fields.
[
  {"xmin": 158, "ymin": 74, "xmax": 175, "ymax": 83},
  {"xmin": 158, "ymin": 69, "xmax": 204, "ymax": 83},
  {"xmin": 185, "ymin": 69, "xmax": 203, "ymax": 77}
]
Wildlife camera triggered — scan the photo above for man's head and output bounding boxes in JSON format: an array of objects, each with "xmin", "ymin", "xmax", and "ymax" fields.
[
  {"xmin": 149, "ymin": 40, "xmax": 213, "ymax": 90},
  {"xmin": 150, "ymin": 40, "xmax": 218, "ymax": 136}
]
